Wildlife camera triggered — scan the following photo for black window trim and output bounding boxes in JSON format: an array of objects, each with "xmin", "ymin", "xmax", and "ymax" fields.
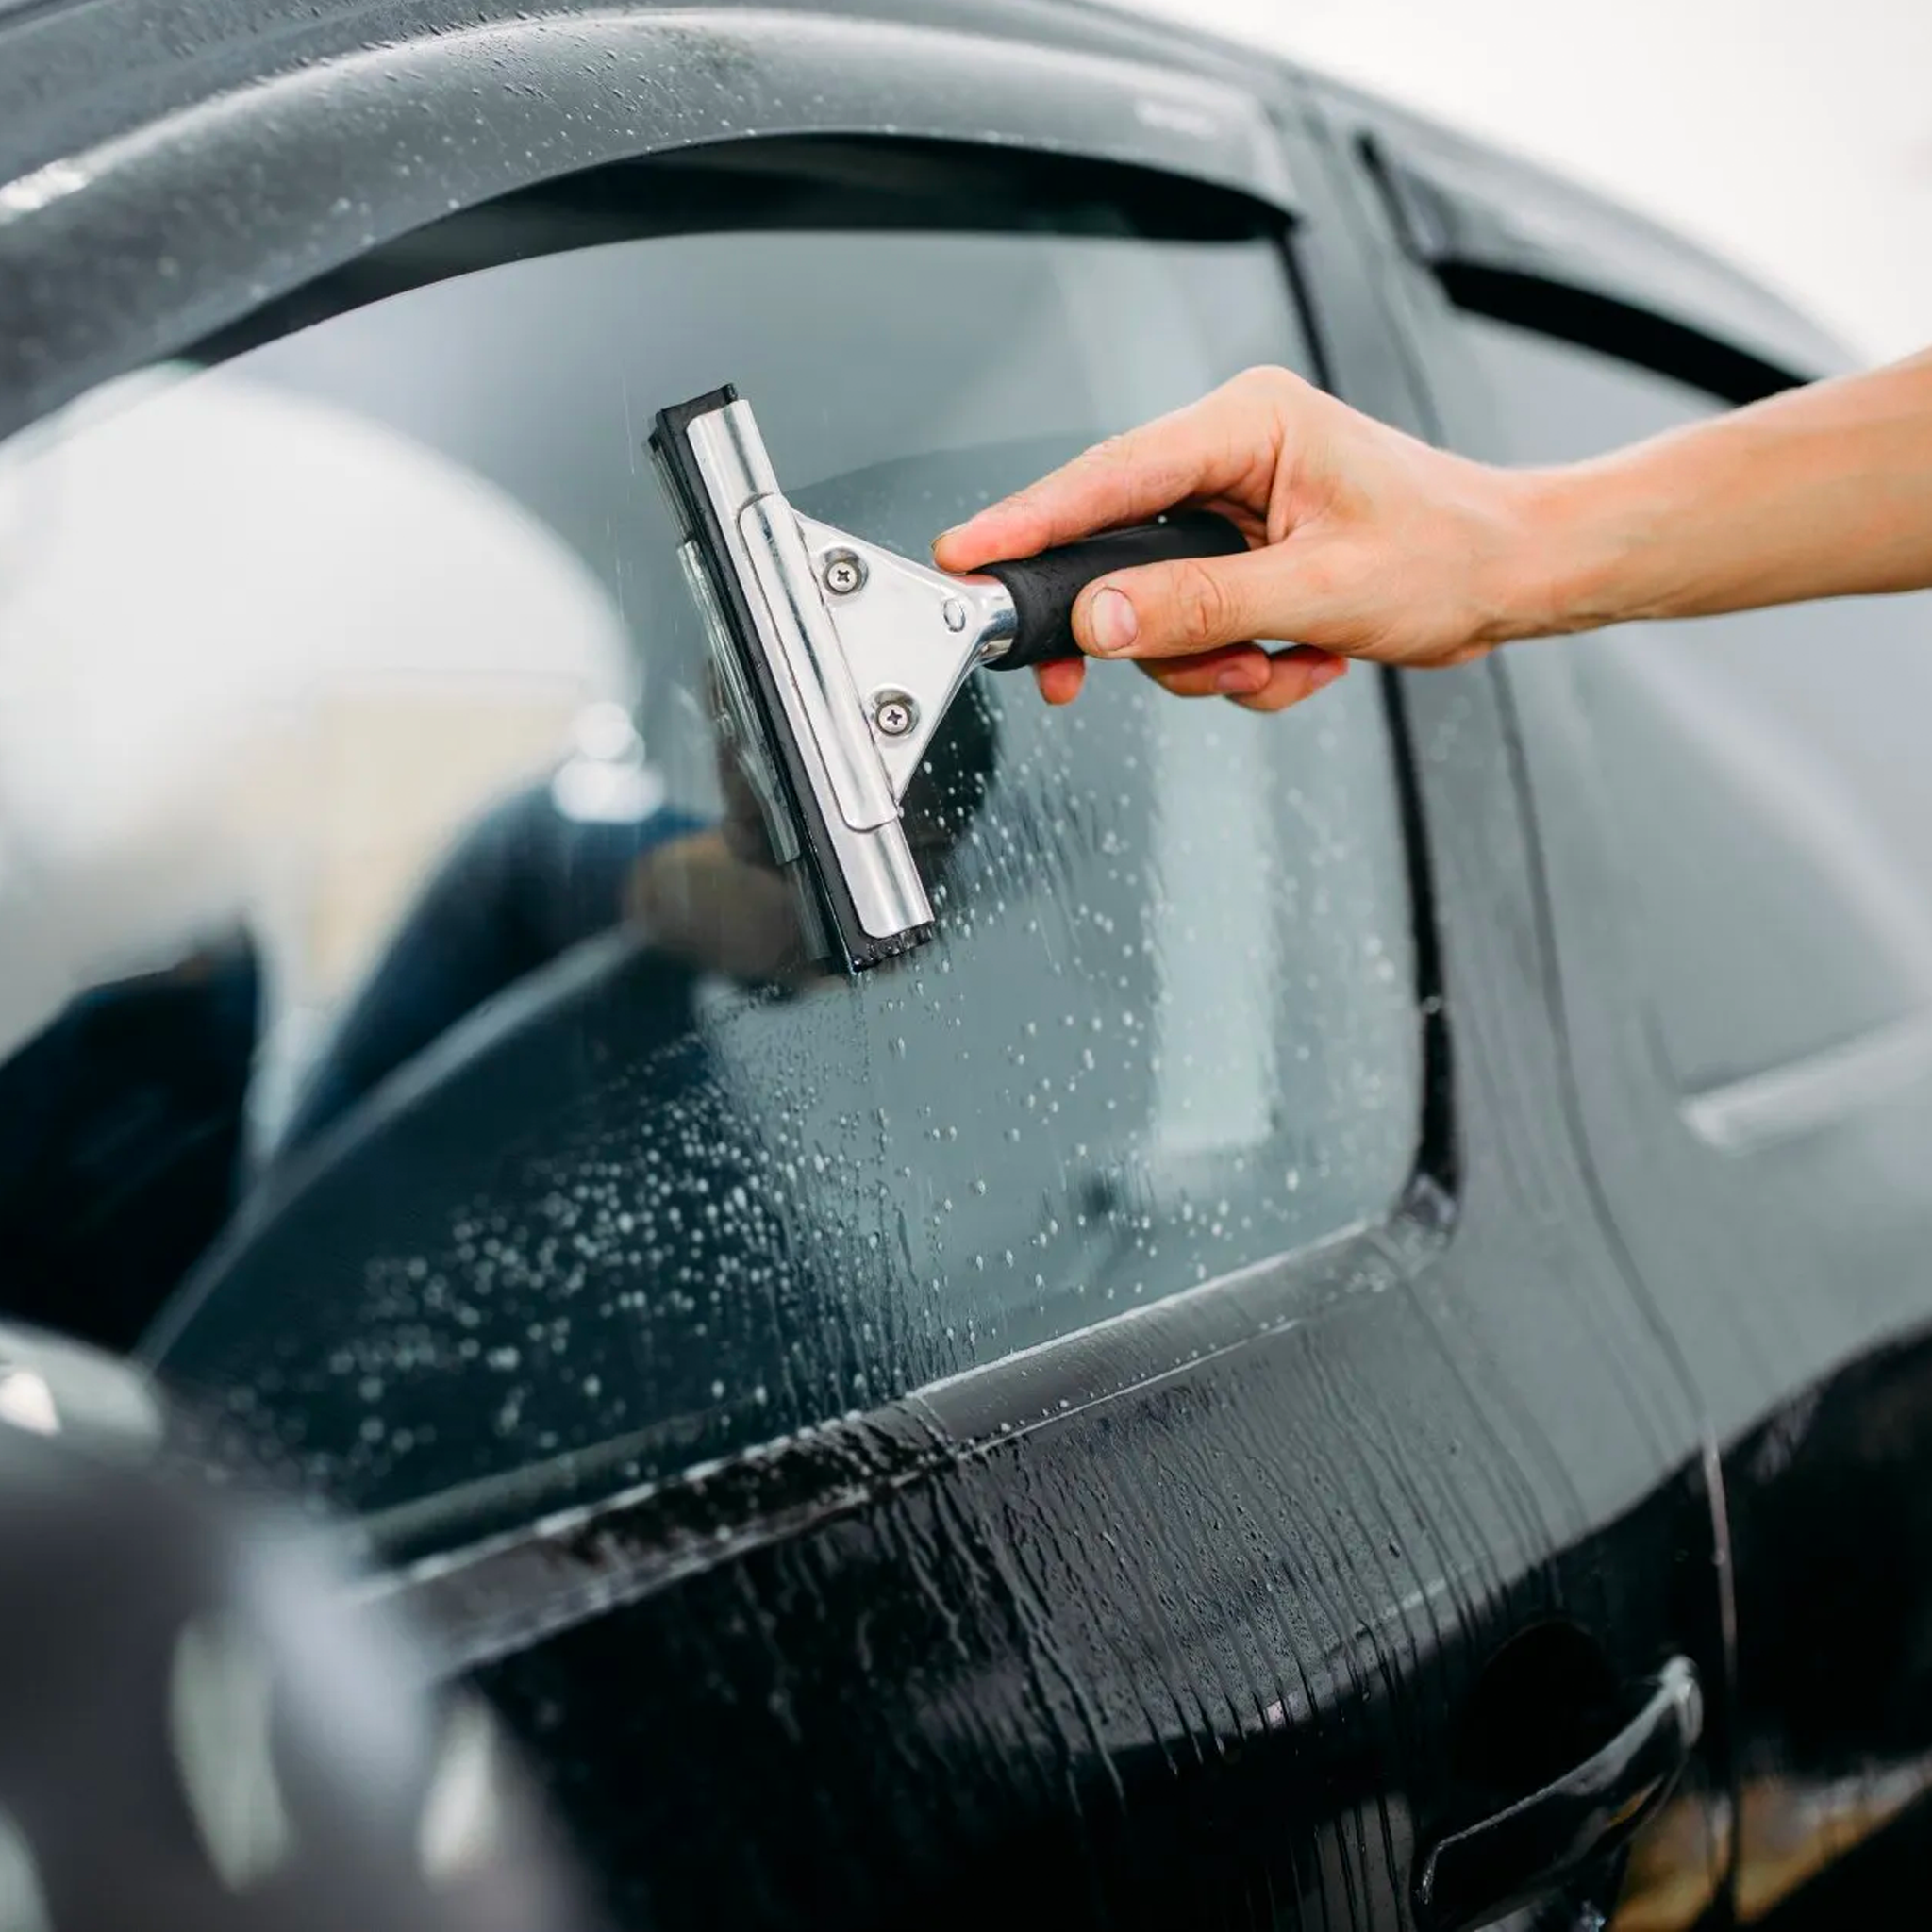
[
  {"xmin": 0, "ymin": 7, "xmax": 1299, "ymax": 444},
  {"xmin": 1341, "ymin": 106, "xmax": 1852, "ymax": 405},
  {"xmin": 1420, "ymin": 260, "xmax": 1801, "ymax": 408},
  {"xmin": 182, "ymin": 133, "xmax": 1306, "ymax": 379},
  {"xmin": 376, "ymin": 1185, "xmax": 1457, "ymax": 1655}
]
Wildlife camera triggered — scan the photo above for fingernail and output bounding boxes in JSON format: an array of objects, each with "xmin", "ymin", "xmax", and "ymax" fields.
[
  {"xmin": 1310, "ymin": 658, "xmax": 1348, "ymax": 690},
  {"xmin": 1215, "ymin": 665, "xmax": 1260, "ymax": 694},
  {"xmin": 1087, "ymin": 585, "xmax": 1139, "ymax": 656}
]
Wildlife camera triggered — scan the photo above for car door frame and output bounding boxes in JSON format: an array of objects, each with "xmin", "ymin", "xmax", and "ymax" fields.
[
  {"xmin": 2, "ymin": 7, "xmax": 1734, "ymax": 1926},
  {"xmin": 1315, "ymin": 74, "xmax": 1932, "ymax": 1920}
]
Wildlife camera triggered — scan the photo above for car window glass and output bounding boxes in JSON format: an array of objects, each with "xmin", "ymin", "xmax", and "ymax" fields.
[
  {"xmin": 1452, "ymin": 311, "xmax": 1932, "ymax": 1099},
  {"xmin": 0, "ymin": 175, "xmax": 1420, "ymax": 1524}
]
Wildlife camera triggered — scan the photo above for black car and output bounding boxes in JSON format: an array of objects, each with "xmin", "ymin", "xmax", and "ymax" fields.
[{"xmin": 3, "ymin": 2, "xmax": 1931, "ymax": 1927}]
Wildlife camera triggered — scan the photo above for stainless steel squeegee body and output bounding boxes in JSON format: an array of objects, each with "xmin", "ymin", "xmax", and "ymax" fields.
[
  {"xmin": 654, "ymin": 386, "xmax": 1246, "ymax": 972},
  {"xmin": 665, "ymin": 394, "xmax": 1020, "ymax": 965}
]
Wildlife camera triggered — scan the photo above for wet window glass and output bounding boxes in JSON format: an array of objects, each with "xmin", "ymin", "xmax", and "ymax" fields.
[
  {"xmin": 0, "ymin": 159, "xmax": 1420, "ymax": 1525},
  {"xmin": 1455, "ymin": 312, "xmax": 1932, "ymax": 1102}
]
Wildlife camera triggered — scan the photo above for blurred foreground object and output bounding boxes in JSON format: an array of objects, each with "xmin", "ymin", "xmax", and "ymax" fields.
[{"xmin": 0, "ymin": 1323, "xmax": 595, "ymax": 1932}]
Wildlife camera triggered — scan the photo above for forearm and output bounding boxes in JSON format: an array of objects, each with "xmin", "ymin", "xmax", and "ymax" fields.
[
  {"xmin": 1523, "ymin": 348, "xmax": 1932, "ymax": 635},
  {"xmin": 935, "ymin": 357, "xmax": 1932, "ymax": 709}
]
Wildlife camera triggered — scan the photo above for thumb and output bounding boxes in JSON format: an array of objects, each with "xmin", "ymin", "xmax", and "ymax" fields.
[{"xmin": 1071, "ymin": 544, "xmax": 1300, "ymax": 662}]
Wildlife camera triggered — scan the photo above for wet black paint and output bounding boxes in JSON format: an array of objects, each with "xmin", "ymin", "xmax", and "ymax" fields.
[{"xmin": 9, "ymin": 1, "xmax": 1928, "ymax": 1926}]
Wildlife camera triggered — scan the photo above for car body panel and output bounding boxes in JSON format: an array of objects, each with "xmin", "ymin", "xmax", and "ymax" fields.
[
  {"xmin": 28, "ymin": 3, "xmax": 1926, "ymax": 1926},
  {"xmin": 1305, "ymin": 72, "xmax": 1932, "ymax": 1924}
]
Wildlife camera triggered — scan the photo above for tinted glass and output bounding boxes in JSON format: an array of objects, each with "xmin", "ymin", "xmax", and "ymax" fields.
[
  {"xmin": 0, "ymin": 176, "xmax": 1419, "ymax": 1523},
  {"xmin": 1455, "ymin": 312, "xmax": 1932, "ymax": 1099}
]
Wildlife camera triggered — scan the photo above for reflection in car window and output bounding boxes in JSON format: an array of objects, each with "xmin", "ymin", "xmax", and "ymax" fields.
[
  {"xmin": 1454, "ymin": 312, "xmax": 1932, "ymax": 1098},
  {"xmin": 0, "ymin": 169, "xmax": 1420, "ymax": 1524}
]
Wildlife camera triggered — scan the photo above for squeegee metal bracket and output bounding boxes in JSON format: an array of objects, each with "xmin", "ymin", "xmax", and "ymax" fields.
[{"xmin": 652, "ymin": 385, "xmax": 1245, "ymax": 972}]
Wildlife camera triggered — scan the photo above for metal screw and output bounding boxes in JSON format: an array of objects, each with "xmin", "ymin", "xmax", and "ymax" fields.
[
  {"xmin": 823, "ymin": 549, "xmax": 866, "ymax": 595},
  {"xmin": 942, "ymin": 596, "xmax": 968, "ymax": 633},
  {"xmin": 872, "ymin": 690, "xmax": 919, "ymax": 738}
]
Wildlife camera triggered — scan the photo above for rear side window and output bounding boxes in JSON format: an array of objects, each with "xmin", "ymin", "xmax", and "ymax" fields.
[
  {"xmin": 1452, "ymin": 312, "xmax": 1932, "ymax": 1114},
  {"xmin": 0, "ymin": 153, "xmax": 1420, "ymax": 1523}
]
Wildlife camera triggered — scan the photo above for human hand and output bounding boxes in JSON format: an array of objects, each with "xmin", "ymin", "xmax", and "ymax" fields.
[{"xmin": 933, "ymin": 366, "xmax": 1553, "ymax": 711}]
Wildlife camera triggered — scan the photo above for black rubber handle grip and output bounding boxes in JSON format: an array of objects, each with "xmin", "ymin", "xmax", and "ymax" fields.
[{"xmin": 977, "ymin": 509, "xmax": 1248, "ymax": 670}]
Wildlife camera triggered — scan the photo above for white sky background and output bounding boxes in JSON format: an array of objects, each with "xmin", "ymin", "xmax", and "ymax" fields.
[{"xmin": 1116, "ymin": 0, "xmax": 1932, "ymax": 362}]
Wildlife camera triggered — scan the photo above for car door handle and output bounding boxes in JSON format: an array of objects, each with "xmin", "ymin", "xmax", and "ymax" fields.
[{"xmin": 1414, "ymin": 1655, "xmax": 1703, "ymax": 1932}]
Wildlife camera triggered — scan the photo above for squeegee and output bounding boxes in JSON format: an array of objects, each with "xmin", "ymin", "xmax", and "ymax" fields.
[{"xmin": 651, "ymin": 385, "xmax": 1245, "ymax": 971}]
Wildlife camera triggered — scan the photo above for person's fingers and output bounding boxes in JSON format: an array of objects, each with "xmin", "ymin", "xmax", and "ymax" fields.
[
  {"xmin": 1137, "ymin": 645, "xmax": 1274, "ymax": 699},
  {"xmin": 1072, "ymin": 542, "xmax": 1303, "ymax": 662},
  {"xmin": 932, "ymin": 368, "xmax": 1294, "ymax": 573},
  {"xmin": 1229, "ymin": 648, "xmax": 1348, "ymax": 714},
  {"xmin": 1033, "ymin": 658, "xmax": 1087, "ymax": 705}
]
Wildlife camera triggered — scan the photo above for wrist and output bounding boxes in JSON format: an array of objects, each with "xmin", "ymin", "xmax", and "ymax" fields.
[{"xmin": 1495, "ymin": 464, "xmax": 1641, "ymax": 641}]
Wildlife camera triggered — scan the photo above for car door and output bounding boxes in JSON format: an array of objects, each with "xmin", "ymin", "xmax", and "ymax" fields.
[
  {"xmin": 1317, "ymin": 77, "xmax": 1932, "ymax": 1921},
  {"xmin": 1, "ymin": 7, "xmax": 1729, "ymax": 1927}
]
